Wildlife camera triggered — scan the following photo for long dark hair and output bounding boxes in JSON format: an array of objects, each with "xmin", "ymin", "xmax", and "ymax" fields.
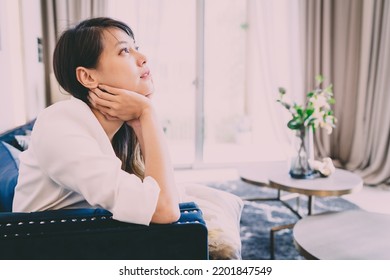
[{"xmin": 53, "ymin": 17, "xmax": 144, "ymax": 178}]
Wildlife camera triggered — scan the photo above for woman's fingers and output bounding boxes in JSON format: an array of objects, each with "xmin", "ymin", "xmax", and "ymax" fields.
[
  {"xmin": 102, "ymin": 112, "xmax": 121, "ymax": 121},
  {"xmin": 89, "ymin": 90, "xmax": 114, "ymax": 108},
  {"xmin": 92, "ymin": 87, "xmax": 117, "ymax": 102},
  {"xmin": 97, "ymin": 106, "xmax": 121, "ymax": 120},
  {"xmin": 89, "ymin": 84, "xmax": 152, "ymax": 122},
  {"xmin": 98, "ymin": 84, "xmax": 124, "ymax": 96},
  {"xmin": 98, "ymin": 84, "xmax": 143, "ymax": 99}
]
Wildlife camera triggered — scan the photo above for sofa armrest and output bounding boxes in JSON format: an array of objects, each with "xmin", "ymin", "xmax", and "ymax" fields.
[{"xmin": 0, "ymin": 202, "xmax": 208, "ymax": 260}]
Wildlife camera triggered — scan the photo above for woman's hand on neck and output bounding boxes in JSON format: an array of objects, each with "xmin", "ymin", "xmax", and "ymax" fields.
[{"xmin": 90, "ymin": 107, "xmax": 124, "ymax": 142}]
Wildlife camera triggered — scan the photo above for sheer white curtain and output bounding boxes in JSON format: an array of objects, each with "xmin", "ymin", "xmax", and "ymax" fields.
[
  {"xmin": 107, "ymin": 0, "xmax": 197, "ymax": 165},
  {"xmin": 246, "ymin": 0, "xmax": 305, "ymax": 161},
  {"xmin": 107, "ymin": 0, "xmax": 305, "ymax": 165}
]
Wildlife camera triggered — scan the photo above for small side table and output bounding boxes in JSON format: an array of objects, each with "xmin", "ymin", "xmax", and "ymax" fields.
[
  {"xmin": 268, "ymin": 168, "xmax": 363, "ymax": 216},
  {"xmin": 293, "ymin": 210, "xmax": 390, "ymax": 259},
  {"xmin": 239, "ymin": 162, "xmax": 363, "ymax": 259}
]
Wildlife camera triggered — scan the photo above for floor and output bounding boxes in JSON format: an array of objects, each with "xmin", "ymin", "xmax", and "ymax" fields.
[{"xmin": 174, "ymin": 167, "xmax": 390, "ymax": 215}]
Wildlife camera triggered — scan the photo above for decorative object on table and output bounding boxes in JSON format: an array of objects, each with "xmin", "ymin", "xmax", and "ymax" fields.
[
  {"xmin": 308, "ymin": 157, "xmax": 336, "ymax": 177},
  {"xmin": 277, "ymin": 75, "xmax": 337, "ymax": 179}
]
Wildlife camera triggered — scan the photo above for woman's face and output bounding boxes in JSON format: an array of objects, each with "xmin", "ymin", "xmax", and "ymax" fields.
[{"xmin": 93, "ymin": 28, "xmax": 154, "ymax": 96}]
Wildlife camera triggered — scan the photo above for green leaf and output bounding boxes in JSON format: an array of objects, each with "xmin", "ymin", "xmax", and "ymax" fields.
[
  {"xmin": 277, "ymin": 99, "xmax": 291, "ymax": 110},
  {"xmin": 293, "ymin": 104, "xmax": 303, "ymax": 117},
  {"xmin": 287, "ymin": 119, "xmax": 302, "ymax": 130},
  {"xmin": 305, "ymin": 108, "xmax": 314, "ymax": 119},
  {"xmin": 307, "ymin": 92, "xmax": 314, "ymax": 98},
  {"xmin": 328, "ymin": 97, "xmax": 336, "ymax": 104},
  {"xmin": 306, "ymin": 118, "xmax": 316, "ymax": 127}
]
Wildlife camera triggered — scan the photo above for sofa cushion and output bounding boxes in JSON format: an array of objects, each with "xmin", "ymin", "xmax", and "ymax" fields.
[
  {"xmin": 14, "ymin": 135, "xmax": 31, "ymax": 150},
  {"xmin": 0, "ymin": 141, "xmax": 19, "ymax": 212},
  {"xmin": 1, "ymin": 141, "xmax": 22, "ymax": 166},
  {"xmin": 0, "ymin": 120, "xmax": 35, "ymax": 150},
  {"xmin": 182, "ymin": 183, "xmax": 244, "ymax": 260}
]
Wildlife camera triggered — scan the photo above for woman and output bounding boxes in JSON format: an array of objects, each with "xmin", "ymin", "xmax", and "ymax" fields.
[{"xmin": 13, "ymin": 17, "xmax": 242, "ymax": 259}]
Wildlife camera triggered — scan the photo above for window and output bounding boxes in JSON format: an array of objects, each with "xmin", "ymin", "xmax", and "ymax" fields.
[
  {"xmin": 203, "ymin": 0, "xmax": 303, "ymax": 164},
  {"xmin": 108, "ymin": 0, "xmax": 300, "ymax": 167},
  {"xmin": 203, "ymin": 0, "xmax": 251, "ymax": 163},
  {"xmin": 108, "ymin": 0, "xmax": 197, "ymax": 166}
]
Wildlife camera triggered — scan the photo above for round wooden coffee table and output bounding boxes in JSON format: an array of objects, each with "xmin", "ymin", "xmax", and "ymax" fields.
[
  {"xmin": 268, "ymin": 168, "xmax": 363, "ymax": 215},
  {"xmin": 293, "ymin": 210, "xmax": 390, "ymax": 259},
  {"xmin": 239, "ymin": 161, "xmax": 363, "ymax": 259},
  {"xmin": 240, "ymin": 162, "xmax": 363, "ymax": 215}
]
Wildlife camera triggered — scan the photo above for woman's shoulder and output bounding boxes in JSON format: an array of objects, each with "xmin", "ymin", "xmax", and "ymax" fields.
[
  {"xmin": 33, "ymin": 98, "xmax": 96, "ymax": 135},
  {"xmin": 40, "ymin": 97, "xmax": 89, "ymax": 117}
]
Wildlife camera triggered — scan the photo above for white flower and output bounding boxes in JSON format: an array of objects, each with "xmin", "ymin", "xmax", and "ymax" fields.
[
  {"xmin": 310, "ymin": 94, "xmax": 330, "ymax": 111},
  {"xmin": 277, "ymin": 75, "xmax": 337, "ymax": 134},
  {"xmin": 308, "ymin": 109, "xmax": 325, "ymax": 129},
  {"xmin": 321, "ymin": 115, "xmax": 336, "ymax": 134}
]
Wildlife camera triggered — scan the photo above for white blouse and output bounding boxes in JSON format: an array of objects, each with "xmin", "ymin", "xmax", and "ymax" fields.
[{"xmin": 13, "ymin": 97, "xmax": 160, "ymax": 225}]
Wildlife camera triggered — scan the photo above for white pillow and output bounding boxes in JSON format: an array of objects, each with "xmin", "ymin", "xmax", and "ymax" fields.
[{"xmin": 181, "ymin": 183, "xmax": 244, "ymax": 260}]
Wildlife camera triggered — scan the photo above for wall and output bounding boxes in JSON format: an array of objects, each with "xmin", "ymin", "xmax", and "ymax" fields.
[
  {"xmin": 0, "ymin": 0, "xmax": 45, "ymax": 133},
  {"xmin": 0, "ymin": 0, "xmax": 27, "ymax": 132},
  {"xmin": 20, "ymin": 0, "xmax": 45, "ymax": 120}
]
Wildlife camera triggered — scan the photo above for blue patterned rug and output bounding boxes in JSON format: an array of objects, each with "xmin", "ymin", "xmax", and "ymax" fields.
[{"xmin": 206, "ymin": 180, "xmax": 360, "ymax": 260}]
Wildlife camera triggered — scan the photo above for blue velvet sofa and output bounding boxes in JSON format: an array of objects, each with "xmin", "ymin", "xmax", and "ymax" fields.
[{"xmin": 0, "ymin": 121, "xmax": 208, "ymax": 260}]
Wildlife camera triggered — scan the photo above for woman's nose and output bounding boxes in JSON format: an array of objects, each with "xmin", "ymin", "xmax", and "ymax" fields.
[{"xmin": 136, "ymin": 51, "xmax": 147, "ymax": 66}]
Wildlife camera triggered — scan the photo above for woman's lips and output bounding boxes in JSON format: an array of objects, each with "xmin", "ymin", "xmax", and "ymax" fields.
[{"xmin": 140, "ymin": 70, "xmax": 151, "ymax": 79}]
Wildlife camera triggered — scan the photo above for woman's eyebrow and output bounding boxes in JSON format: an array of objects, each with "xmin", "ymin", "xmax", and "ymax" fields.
[{"xmin": 115, "ymin": 41, "xmax": 130, "ymax": 47}]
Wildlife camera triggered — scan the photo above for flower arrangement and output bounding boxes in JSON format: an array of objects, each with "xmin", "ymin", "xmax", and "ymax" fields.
[
  {"xmin": 277, "ymin": 75, "xmax": 337, "ymax": 134},
  {"xmin": 277, "ymin": 75, "xmax": 337, "ymax": 178}
]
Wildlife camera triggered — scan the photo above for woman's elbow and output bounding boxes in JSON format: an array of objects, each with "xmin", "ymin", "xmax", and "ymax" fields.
[
  {"xmin": 152, "ymin": 204, "xmax": 180, "ymax": 224},
  {"xmin": 166, "ymin": 206, "xmax": 181, "ymax": 223}
]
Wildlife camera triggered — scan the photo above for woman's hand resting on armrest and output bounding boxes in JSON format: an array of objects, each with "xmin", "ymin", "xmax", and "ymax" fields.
[{"xmin": 88, "ymin": 84, "xmax": 180, "ymax": 224}]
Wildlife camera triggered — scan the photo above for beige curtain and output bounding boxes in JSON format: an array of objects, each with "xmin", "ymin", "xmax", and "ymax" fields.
[
  {"xmin": 41, "ymin": 0, "xmax": 107, "ymax": 104},
  {"xmin": 303, "ymin": 0, "xmax": 390, "ymax": 186}
]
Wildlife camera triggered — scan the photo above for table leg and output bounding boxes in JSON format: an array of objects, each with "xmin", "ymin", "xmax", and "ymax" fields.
[
  {"xmin": 308, "ymin": 195, "xmax": 315, "ymax": 215},
  {"xmin": 270, "ymin": 223, "xmax": 295, "ymax": 259}
]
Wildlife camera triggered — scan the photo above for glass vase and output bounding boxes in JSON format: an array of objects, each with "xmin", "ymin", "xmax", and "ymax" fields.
[{"xmin": 289, "ymin": 126, "xmax": 316, "ymax": 179}]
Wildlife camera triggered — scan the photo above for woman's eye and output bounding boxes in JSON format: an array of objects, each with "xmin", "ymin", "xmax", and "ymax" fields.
[{"xmin": 120, "ymin": 47, "xmax": 130, "ymax": 54}]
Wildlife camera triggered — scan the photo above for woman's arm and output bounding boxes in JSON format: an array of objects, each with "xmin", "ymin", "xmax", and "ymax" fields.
[
  {"xmin": 89, "ymin": 85, "xmax": 180, "ymax": 223},
  {"xmin": 28, "ymin": 99, "xmax": 161, "ymax": 225},
  {"xmin": 138, "ymin": 107, "xmax": 180, "ymax": 223},
  {"xmin": 127, "ymin": 119, "xmax": 146, "ymax": 159}
]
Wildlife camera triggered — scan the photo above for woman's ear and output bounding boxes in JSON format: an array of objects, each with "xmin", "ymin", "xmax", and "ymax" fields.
[{"xmin": 76, "ymin": 67, "xmax": 98, "ymax": 89}]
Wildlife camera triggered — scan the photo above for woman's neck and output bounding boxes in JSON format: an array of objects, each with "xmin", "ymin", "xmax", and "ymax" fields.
[{"xmin": 91, "ymin": 108, "xmax": 124, "ymax": 141}]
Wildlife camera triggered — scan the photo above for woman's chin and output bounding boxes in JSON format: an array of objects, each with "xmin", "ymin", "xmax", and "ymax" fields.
[{"xmin": 142, "ymin": 86, "xmax": 155, "ymax": 98}]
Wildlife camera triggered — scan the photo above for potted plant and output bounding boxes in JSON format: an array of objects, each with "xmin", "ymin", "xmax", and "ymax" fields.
[{"xmin": 277, "ymin": 75, "xmax": 337, "ymax": 178}]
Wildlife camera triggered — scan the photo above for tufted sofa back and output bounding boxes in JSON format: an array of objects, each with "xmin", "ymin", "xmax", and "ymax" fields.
[
  {"xmin": 0, "ymin": 121, "xmax": 35, "ymax": 212},
  {"xmin": 0, "ymin": 121, "xmax": 208, "ymax": 260}
]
